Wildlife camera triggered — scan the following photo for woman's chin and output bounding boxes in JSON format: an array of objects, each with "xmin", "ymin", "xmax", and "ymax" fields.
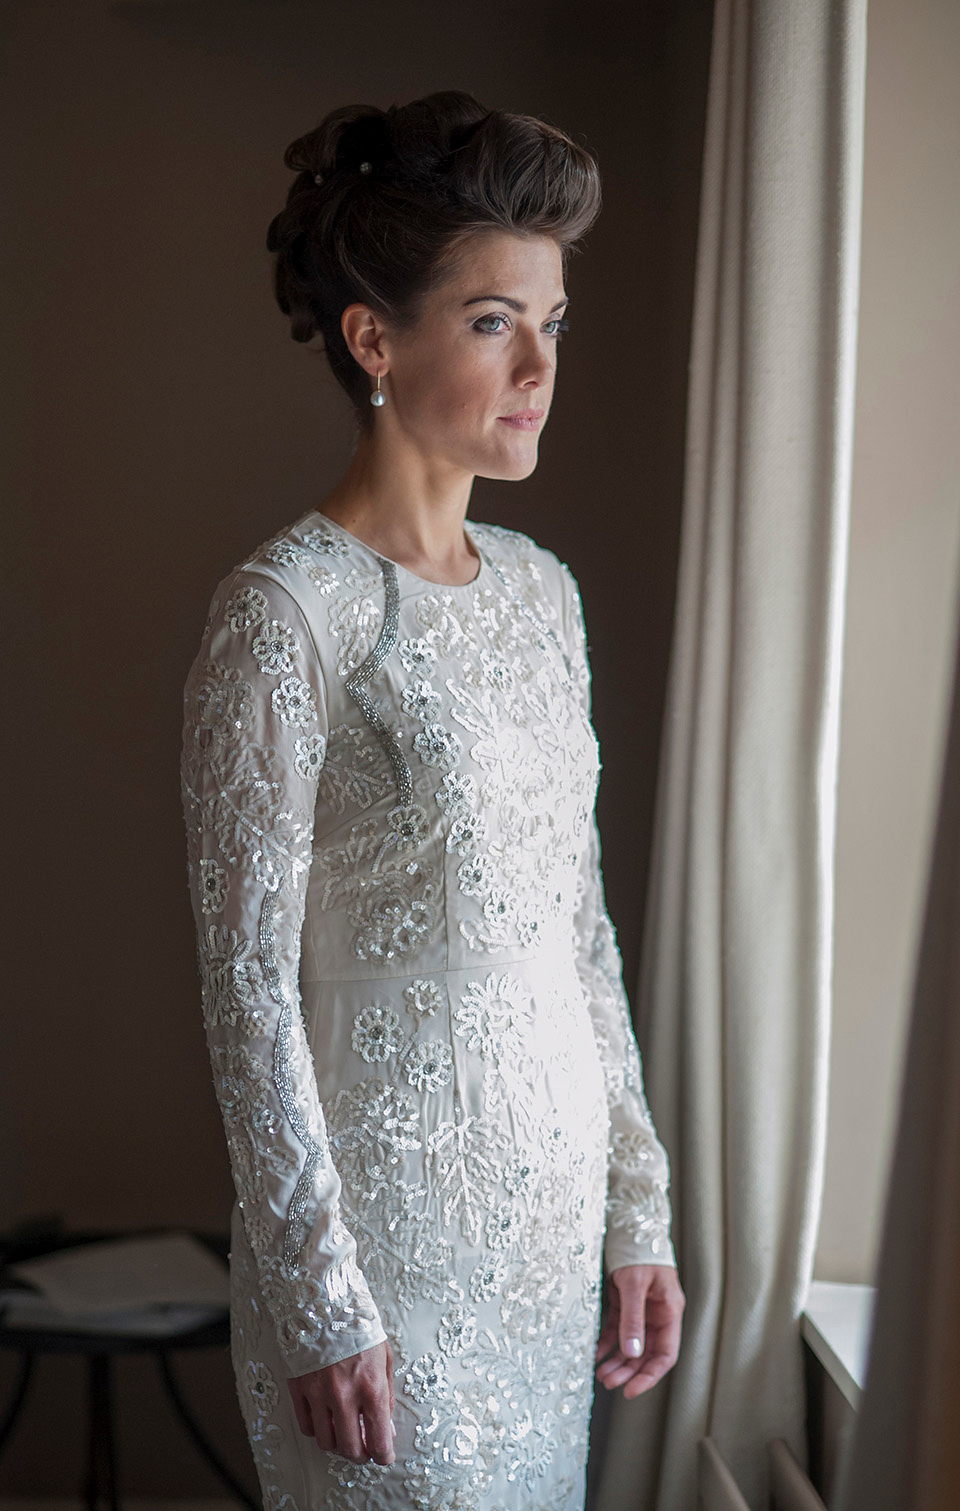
[{"xmin": 481, "ymin": 442, "xmax": 541, "ymax": 482}]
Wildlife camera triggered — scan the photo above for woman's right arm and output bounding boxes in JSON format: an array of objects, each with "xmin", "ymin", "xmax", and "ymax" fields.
[{"xmin": 180, "ymin": 567, "xmax": 386, "ymax": 1382}]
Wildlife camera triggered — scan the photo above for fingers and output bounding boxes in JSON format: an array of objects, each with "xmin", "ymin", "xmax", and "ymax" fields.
[
  {"xmin": 359, "ymin": 1389, "xmax": 395, "ymax": 1467},
  {"xmin": 329, "ymin": 1379, "xmax": 394, "ymax": 1465},
  {"xmin": 312, "ymin": 1406, "xmax": 337, "ymax": 1453},
  {"xmin": 286, "ymin": 1342, "xmax": 396, "ymax": 1466},
  {"xmin": 328, "ymin": 1375, "xmax": 366, "ymax": 1462},
  {"xmin": 596, "ymin": 1316, "xmax": 683, "ymax": 1396},
  {"xmin": 286, "ymin": 1378, "xmax": 314, "ymax": 1438},
  {"xmin": 595, "ymin": 1270, "xmax": 621, "ymax": 1363},
  {"xmin": 594, "ymin": 1315, "xmax": 621, "ymax": 1364},
  {"xmin": 596, "ymin": 1349, "xmax": 633, "ymax": 1387},
  {"xmin": 623, "ymin": 1332, "xmax": 681, "ymax": 1397},
  {"xmin": 598, "ymin": 1349, "xmax": 655, "ymax": 1389},
  {"xmin": 596, "ymin": 1264, "xmax": 685, "ymax": 1399},
  {"xmin": 612, "ymin": 1269, "xmax": 650, "ymax": 1360},
  {"xmin": 623, "ymin": 1362, "xmax": 670, "ymax": 1399},
  {"xmin": 287, "ymin": 1378, "xmax": 338, "ymax": 1451},
  {"xmin": 596, "ymin": 1340, "xmax": 676, "ymax": 1396}
]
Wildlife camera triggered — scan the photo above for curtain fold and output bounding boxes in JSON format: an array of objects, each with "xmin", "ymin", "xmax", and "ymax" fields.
[
  {"xmin": 832, "ymin": 566, "xmax": 960, "ymax": 1510},
  {"xmin": 588, "ymin": 2, "xmax": 867, "ymax": 1507}
]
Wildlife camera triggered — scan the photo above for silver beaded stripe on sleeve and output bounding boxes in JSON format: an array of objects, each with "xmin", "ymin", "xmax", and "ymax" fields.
[
  {"xmin": 259, "ymin": 888, "xmax": 325, "ymax": 1267},
  {"xmin": 344, "ymin": 557, "xmax": 413, "ymax": 807}
]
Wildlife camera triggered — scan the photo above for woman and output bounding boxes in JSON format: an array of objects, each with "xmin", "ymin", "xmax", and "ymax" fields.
[{"xmin": 180, "ymin": 91, "xmax": 684, "ymax": 1511}]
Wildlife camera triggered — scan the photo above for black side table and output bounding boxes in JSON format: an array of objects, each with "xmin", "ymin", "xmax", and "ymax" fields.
[{"xmin": 0, "ymin": 1228, "xmax": 257, "ymax": 1511}]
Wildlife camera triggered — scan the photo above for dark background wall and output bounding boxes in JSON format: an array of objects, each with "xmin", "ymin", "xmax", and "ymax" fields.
[{"xmin": 2, "ymin": 0, "xmax": 711, "ymax": 1494}]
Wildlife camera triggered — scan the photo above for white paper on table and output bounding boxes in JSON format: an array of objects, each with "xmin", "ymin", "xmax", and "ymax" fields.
[{"xmin": 7, "ymin": 1231, "xmax": 230, "ymax": 1315}]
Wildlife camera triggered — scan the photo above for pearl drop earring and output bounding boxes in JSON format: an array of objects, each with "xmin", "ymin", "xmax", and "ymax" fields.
[{"xmin": 370, "ymin": 371, "xmax": 386, "ymax": 407}]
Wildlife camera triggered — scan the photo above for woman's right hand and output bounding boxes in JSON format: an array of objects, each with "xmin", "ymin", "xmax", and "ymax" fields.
[{"xmin": 286, "ymin": 1339, "xmax": 396, "ymax": 1465}]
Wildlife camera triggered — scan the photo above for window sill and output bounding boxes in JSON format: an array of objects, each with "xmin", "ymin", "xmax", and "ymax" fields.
[{"xmin": 801, "ymin": 1280, "xmax": 876, "ymax": 1409}]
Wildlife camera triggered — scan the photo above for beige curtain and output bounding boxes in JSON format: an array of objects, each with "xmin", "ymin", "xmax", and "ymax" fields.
[
  {"xmin": 832, "ymin": 573, "xmax": 960, "ymax": 1509},
  {"xmin": 588, "ymin": 2, "xmax": 867, "ymax": 1508}
]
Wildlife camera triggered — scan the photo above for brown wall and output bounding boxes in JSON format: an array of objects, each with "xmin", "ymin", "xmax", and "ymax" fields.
[{"xmin": 3, "ymin": 0, "xmax": 710, "ymax": 1494}]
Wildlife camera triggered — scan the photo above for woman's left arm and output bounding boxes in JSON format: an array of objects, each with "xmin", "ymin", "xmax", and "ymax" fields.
[
  {"xmin": 558, "ymin": 559, "xmax": 676, "ymax": 1272},
  {"xmin": 558, "ymin": 560, "xmax": 685, "ymax": 1391}
]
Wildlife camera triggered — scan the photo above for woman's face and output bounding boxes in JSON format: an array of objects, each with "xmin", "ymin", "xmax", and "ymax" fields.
[{"xmin": 376, "ymin": 230, "xmax": 568, "ymax": 482}]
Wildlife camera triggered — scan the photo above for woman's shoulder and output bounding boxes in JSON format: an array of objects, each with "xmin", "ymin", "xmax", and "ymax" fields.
[
  {"xmin": 469, "ymin": 519, "xmax": 578, "ymax": 599},
  {"xmin": 205, "ymin": 511, "xmax": 364, "ymax": 616},
  {"xmin": 232, "ymin": 510, "xmax": 355, "ymax": 578},
  {"xmin": 204, "ymin": 511, "xmax": 581, "ymax": 629}
]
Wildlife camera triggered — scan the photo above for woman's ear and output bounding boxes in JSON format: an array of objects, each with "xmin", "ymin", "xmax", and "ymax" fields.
[{"xmin": 340, "ymin": 303, "xmax": 389, "ymax": 379}]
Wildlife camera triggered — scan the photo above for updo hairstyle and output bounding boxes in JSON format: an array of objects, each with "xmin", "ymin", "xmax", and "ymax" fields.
[{"xmin": 265, "ymin": 90, "xmax": 602, "ymax": 431}]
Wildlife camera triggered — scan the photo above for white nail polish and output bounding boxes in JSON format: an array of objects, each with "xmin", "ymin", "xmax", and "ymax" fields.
[{"xmin": 626, "ymin": 1337, "xmax": 642, "ymax": 1356}]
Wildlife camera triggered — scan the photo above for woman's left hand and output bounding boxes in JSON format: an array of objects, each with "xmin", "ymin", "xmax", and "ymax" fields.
[{"xmin": 595, "ymin": 1263, "xmax": 685, "ymax": 1398}]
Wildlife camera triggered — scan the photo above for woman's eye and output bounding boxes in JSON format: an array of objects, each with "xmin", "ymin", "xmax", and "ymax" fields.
[
  {"xmin": 473, "ymin": 314, "xmax": 571, "ymax": 340},
  {"xmin": 474, "ymin": 313, "xmax": 509, "ymax": 334}
]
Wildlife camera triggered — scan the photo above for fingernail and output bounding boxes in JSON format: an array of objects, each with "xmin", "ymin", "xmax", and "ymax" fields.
[
  {"xmin": 626, "ymin": 1337, "xmax": 642, "ymax": 1356},
  {"xmin": 391, "ymin": 1420, "xmax": 396, "ymax": 1436}
]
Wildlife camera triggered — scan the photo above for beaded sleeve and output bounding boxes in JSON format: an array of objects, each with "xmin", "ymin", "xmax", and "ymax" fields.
[
  {"xmin": 559, "ymin": 562, "xmax": 677, "ymax": 1273},
  {"xmin": 180, "ymin": 567, "xmax": 386, "ymax": 1373}
]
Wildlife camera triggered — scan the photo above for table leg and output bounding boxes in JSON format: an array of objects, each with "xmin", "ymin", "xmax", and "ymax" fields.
[
  {"xmin": 84, "ymin": 1353, "xmax": 119, "ymax": 1511},
  {"xmin": 0, "ymin": 1351, "xmax": 34, "ymax": 1458},
  {"xmin": 155, "ymin": 1351, "xmax": 258, "ymax": 1510}
]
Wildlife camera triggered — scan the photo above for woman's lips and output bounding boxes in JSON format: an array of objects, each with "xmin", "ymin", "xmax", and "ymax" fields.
[{"xmin": 498, "ymin": 411, "xmax": 544, "ymax": 430}]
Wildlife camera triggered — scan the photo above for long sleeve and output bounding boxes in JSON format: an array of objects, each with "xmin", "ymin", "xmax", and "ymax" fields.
[
  {"xmin": 180, "ymin": 566, "xmax": 386, "ymax": 1373},
  {"xmin": 560, "ymin": 562, "xmax": 676, "ymax": 1273}
]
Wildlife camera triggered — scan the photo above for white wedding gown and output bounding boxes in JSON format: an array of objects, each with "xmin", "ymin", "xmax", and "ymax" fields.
[{"xmin": 180, "ymin": 510, "xmax": 675, "ymax": 1511}]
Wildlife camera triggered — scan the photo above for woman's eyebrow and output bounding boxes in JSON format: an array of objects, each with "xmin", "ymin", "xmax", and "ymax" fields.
[{"xmin": 461, "ymin": 295, "xmax": 571, "ymax": 313}]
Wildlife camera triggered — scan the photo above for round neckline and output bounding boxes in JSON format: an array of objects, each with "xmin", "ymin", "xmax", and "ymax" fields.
[{"xmin": 307, "ymin": 511, "xmax": 487, "ymax": 591}]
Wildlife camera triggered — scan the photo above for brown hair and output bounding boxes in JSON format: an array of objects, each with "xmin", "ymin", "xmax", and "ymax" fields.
[{"xmin": 265, "ymin": 90, "xmax": 602, "ymax": 431}]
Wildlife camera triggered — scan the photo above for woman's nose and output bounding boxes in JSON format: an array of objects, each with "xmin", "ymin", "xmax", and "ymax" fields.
[{"xmin": 515, "ymin": 341, "xmax": 554, "ymax": 388}]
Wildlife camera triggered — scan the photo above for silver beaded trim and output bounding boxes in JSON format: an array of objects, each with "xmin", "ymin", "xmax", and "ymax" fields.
[
  {"xmin": 260, "ymin": 887, "xmax": 324, "ymax": 1266},
  {"xmin": 344, "ymin": 557, "xmax": 413, "ymax": 805}
]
